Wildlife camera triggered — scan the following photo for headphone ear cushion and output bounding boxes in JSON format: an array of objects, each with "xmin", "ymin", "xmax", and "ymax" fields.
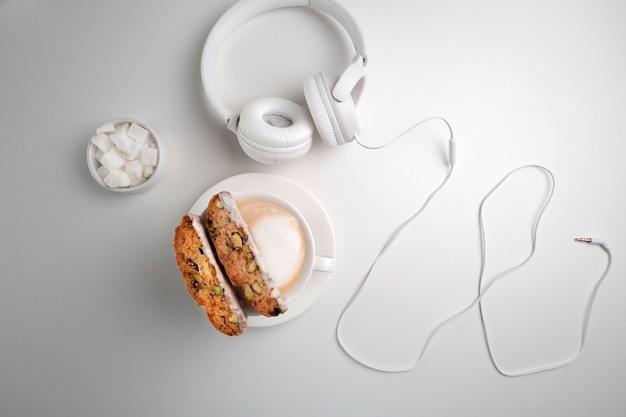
[
  {"xmin": 303, "ymin": 74, "xmax": 341, "ymax": 148},
  {"xmin": 237, "ymin": 97, "xmax": 314, "ymax": 153},
  {"xmin": 304, "ymin": 72, "xmax": 362, "ymax": 147}
]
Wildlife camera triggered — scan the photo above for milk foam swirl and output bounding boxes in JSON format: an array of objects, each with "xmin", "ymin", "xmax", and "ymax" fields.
[{"xmin": 238, "ymin": 198, "xmax": 306, "ymax": 294}]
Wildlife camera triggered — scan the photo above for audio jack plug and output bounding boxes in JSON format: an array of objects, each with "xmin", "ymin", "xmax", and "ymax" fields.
[{"xmin": 575, "ymin": 237, "xmax": 609, "ymax": 248}]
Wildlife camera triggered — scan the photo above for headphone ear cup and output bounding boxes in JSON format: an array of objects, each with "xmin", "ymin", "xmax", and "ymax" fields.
[
  {"xmin": 236, "ymin": 97, "xmax": 314, "ymax": 164},
  {"xmin": 304, "ymin": 72, "xmax": 360, "ymax": 147},
  {"xmin": 303, "ymin": 74, "xmax": 340, "ymax": 147}
]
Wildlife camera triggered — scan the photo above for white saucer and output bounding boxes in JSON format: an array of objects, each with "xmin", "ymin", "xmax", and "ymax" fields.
[{"xmin": 189, "ymin": 172, "xmax": 336, "ymax": 327}]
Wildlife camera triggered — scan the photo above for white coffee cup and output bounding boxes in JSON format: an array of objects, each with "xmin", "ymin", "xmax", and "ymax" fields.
[{"xmin": 233, "ymin": 190, "xmax": 334, "ymax": 303}]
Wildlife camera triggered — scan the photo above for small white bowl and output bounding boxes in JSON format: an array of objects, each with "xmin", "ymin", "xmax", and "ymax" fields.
[{"xmin": 87, "ymin": 118, "xmax": 166, "ymax": 194}]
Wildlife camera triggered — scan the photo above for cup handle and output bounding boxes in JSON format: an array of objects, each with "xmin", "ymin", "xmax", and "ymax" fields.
[{"xmin": 314, "ymin": 255, "xmax": 336, "ymax": 273}]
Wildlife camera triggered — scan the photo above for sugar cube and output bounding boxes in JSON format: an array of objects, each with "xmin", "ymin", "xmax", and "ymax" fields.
[
  {"xmin": 127, "ymin": 122, "xmax": 150, "ymax": 144},
  {"xmin": 96, "ymin": 123, "xmax": 115, "ymax": 134},
  {"xmin": 96, "ymin": 165, "xmax": 110, "ymax": 180},
  {"xmin": 125, "ymin": 160, "xmax": 144, "ymax": 182},
  {"xmin": 91, "ymin": 133, "xmax": 114, "ymax": 153},
  {"xmin": 125, "ymin": 142, "xmax": 143, "ymax": 161},
  {"xmin": 141, "ymin": 147, "xmax": 158, "ymax": 167},
  {"xmin": 114, "ymin": 122, "xmax": 129, "ymax": 135},
  {"xmin": 110, "ymin": 132, "xmax": 133, "ymax": 154},
  {"xmin": 103, "ymin": 170, "xmax": 131, "ymax": 188},
  {"xmin": 100, "ymin": 150, "xmax": 126, "ymax": 171},
  {"xmin": 94, "ymin": 148, "xmax": 105, "ymax": 162},
  {"xmin": 110, "ymin": 146, "xmax": 126, "ymax": 158}
]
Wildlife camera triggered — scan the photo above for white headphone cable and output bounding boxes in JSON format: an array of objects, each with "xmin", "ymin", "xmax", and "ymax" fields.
[
  {"xmin": 336, "ymin": 163, "xmax": 612, "ymax": 374},
  {"xmin": 355, "ymin": 116, "xmax": 456, "ymax": 256},
  {"xmin": 337, "ymin": 116, "xmax": 456, "ymax": 372},
  {"xmin": 355, "ymin": 116, "xmax": 456, "ymax": 165},
  {"xmin": 477, "ymin": 166, "xmax": 613, "ymax": 376}
]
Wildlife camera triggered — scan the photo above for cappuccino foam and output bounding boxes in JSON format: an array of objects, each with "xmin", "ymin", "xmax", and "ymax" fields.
[{"xmin": 238, "ymin": 198, "xmax": 306, "ymax": 294}]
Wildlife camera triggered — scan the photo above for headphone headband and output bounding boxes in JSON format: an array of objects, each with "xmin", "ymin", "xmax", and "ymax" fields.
[{"xmin": 201, "ymin": 0, "xmax": 367, "ymax": 130}]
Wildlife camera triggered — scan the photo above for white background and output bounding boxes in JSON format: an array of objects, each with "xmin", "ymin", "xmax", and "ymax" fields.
[{"xmin": 1, "ymin": 0, "xmax": 625, "ymax": 416}]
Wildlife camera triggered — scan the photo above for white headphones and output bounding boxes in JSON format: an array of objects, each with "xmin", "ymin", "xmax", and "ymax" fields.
[{"xmin": 201, "ymin": 0, "xmax": 368, "ymax": 164}]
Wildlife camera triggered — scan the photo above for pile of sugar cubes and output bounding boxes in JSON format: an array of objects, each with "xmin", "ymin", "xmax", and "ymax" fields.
[{"xmin": 90, "ymin": 121, "xmax": 159, "ymax": 188}]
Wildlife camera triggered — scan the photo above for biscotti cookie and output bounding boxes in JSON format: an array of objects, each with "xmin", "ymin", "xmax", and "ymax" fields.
[
  {"xmin": 174, "ymin": 214, "xmax": 247, "ymax": 336},
  {"xmin": 206, "ymin": 191, "xmax": 288, "ymax": 317}
]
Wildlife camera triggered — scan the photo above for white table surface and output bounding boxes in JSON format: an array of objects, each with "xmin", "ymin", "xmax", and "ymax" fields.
[{"xmin": 1, "ymin": 1, "xmax": 625, "ymax": 416}]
